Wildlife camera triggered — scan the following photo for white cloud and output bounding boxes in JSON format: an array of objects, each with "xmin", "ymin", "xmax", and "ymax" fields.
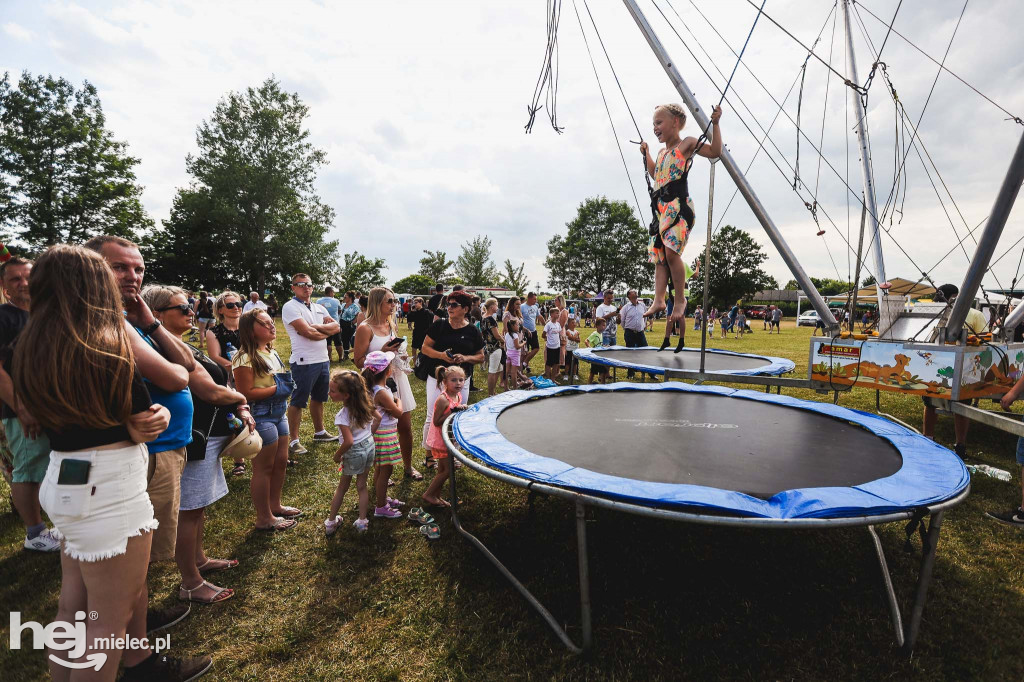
[{"xmin": 1, "ymin": 0, "xmax": 1023, "ymax": 292}]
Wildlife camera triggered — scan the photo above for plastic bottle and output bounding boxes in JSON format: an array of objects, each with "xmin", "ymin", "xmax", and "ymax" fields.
[
  {"xmin": 226, "ymin": 413, "xmax": 244, "ymax": 431},
  {"xmin": 965, "ymin": 464, "xmax": 1012, "ymax": 482},
  {"xmin": 225, "ymin": 342, "xmax": 237, "ymax": 361}
]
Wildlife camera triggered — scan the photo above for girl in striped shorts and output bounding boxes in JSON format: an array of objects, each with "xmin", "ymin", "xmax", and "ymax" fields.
[{"xmin": 362, "ymin": 351, "xmax": 405, "ymax": 519}]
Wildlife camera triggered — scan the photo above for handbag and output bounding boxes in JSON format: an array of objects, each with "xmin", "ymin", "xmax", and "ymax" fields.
[{"xmin": 413, "ymin": 352, "xmax": 431, "ymax": 381}]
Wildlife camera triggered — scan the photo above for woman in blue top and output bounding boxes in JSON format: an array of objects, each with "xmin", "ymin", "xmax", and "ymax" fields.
[{"xmin": 339, "ymin": 291, "xmax": 361, "ymax": 361}]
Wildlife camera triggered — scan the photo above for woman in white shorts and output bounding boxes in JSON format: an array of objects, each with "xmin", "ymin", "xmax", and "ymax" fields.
[
  {"xmin": 481, "ymin": 298, "xmax": 504, "ymax": 395},
  {"xmin": 15, "ymin": 245, "xmax": 179, "ymax": 678}
]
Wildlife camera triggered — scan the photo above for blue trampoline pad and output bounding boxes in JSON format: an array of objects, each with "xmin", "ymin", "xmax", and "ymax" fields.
[
  {"xmin": 453, "ymin": 383, "xmax": 969, "ymax": 519},
  {"xmin": 574, "ymin": 345, "xmax": 795, "ymax": 376}
]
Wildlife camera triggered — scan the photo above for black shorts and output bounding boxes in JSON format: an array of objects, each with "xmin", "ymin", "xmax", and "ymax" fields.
[
  {"xmin": 526, "ymin": 330, "xmax": 540, "ymax": 350},
  {"xmin": 545, "ymin": 347, "xmax": 561, "ymax": 366},
  {"xmin": 327, "ymin": 332, "xmax": 342, "ymax": 347}
]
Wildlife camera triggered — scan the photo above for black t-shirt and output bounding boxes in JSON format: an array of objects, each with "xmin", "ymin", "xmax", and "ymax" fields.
[
  {"xmin": 424, "ymin": 320, "xmax": 484, "ymax": 378},
  {"xmin": 409, "ymin": 309, "xmax": 434, "ymax": 343},
  {"xmin": 47, "ymin": 371, "xmax": 153, "ymax": 451},
  {"xmin": 0, "ymin": 304, "xmax": 29, "ymax": 419},
  {"xmin": 427, "ymin": 294, "xmax": 448, "ymax": 320}
]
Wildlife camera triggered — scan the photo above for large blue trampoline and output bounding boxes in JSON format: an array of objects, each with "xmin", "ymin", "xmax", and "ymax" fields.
[
  {"xmin": 573, "ymin": 345, "xmax": 795, "ymax": 377},
  {"xmin": 442, "ymin": 382, "xmax": 970, "ymax": 654}
]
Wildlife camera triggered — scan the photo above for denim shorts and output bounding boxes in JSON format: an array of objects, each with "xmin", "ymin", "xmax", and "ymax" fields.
[
  {"xmin": 252, "ymin": 396, "xmax": 289, "ymax": 444},
  {"xmin": 290, "ymin": 361, "xmax": 330, "ymax": 408},
  {"xmin": 341, "ymin": 436, "xmax": 374, "ymax": 476}
]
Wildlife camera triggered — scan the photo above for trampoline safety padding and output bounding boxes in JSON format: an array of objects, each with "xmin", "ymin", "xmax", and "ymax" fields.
[
  {"xmin": 442, "ymin": 382, "xmax": 969, "ymax": 654},
  {"xmin": 574, "ymin": 345, "xmax": 795, "ymax": 377}
]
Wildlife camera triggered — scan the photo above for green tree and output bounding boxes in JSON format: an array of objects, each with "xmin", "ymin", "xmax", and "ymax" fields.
[
  {"xmin": 144, "ymin": 77, "xmax": 338, "ymax": 295},
  {"xmin": 0, "ymin": 71, "xmax": 152, "ymax": 249},
  {"xmin": 687, "ymin": 225, "xmax": 777, "ymax": 308},
  {"xmin": 418, "ymin": 249, "xmax": 455, "ymax": 284},
  {"xmin": 336, "ymin": 251, "xmax": 386, "ymax": 294},
  {"xmin": 455, "ymin": 235, "xmax": 499, "ymax": 285},
  {"xmin": 782, "ymin": 277, "xmax": 854, "ymax": 296},
  {"xmin": 499, "ymin": 259, "xmax": 531, "ymax": 295},
  {"xmin": 392, "ymin": 273, "xmax": 435, "ymax": 294},
  {"xmin": 545, "ymin": 196, "xmax": 652, "ymax": 294},
  {"xmin": 861, "ymin": 275, "xmax": 876, "ymax": 287}
]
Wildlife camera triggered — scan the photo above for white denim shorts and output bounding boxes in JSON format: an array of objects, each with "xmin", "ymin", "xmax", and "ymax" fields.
[{"xmin": 40, "ymin": 443, "xmax": 158, "ymax": 562}]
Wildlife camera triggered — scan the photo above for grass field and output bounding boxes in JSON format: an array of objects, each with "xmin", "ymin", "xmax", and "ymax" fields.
[{"xmin": 1, "ymin": 318, "xmax": 1022, "ymax": 680}]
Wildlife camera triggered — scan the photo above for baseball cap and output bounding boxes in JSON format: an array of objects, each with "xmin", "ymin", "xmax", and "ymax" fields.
[{"xmin": 221, "ymin": 428, "xmax": 263, "ymax": 460}]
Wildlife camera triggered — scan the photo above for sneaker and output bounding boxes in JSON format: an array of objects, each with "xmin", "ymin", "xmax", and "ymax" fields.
[
  {"xmin": 324, "ymin": 515, "xmax": 342, "ymax": 537},
  {"xmin": 374, "ymin": 506, "xmax": 403, "ymax": 519},
  {"xmin": 146, "ymin": 603, "xmax": 191, "ymax": 635},
  {"xmin": 353, "ymin": 518, "xmax": 369, "ymax": 533},
  {"xmin": 986, "ymin": 507, "xmax": 1024, "ymax": 528},
  {"xmin": 386, "ymin": 497, "xmax": 405, "ymax": 509},
  {"xmin": 312, "ymin": 431, "xmax": 338, "ymax": 442},
  {"xmin": 24, "ymin": 528, "xmax": 60, "ymax": 552},
  {"xmin": 120, "ymin": 653, "xmax": 212, "ymax": 682},
  {"xmin": 288, "ymin": 441, "xmax": 308, "ymax": 456}
]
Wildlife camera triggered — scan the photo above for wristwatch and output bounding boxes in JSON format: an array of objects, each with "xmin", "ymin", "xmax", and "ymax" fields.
[{"xmin": 140, "ymin": 320, "xmax": 162, "ymax": 336}]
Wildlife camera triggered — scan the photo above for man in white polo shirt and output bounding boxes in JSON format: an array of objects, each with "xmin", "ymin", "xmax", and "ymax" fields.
[
  {"xmin": 282, "ymin": 273, "xmax": 341, "ymax": 456},
  {"xmin": 620, "ymin": 289, "xmax": 648, "ymax": 378},
  {"xmin": 243, "ymin": 291, "xmax": 268, "ymax": 314}
]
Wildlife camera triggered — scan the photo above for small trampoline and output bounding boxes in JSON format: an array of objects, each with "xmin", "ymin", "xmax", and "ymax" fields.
[
  {"xmin": 574, "ymin": 345, "xmax": 794, "ymax": 377},
  {"xmin": 443, "ymin": 382, "xmax": 969, "ymax": 653}
]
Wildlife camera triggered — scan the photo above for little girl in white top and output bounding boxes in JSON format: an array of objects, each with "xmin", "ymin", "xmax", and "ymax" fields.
[
  {"xmin": 505, "ymin": 318, "xmax": 528, "ymax": 389},
  {"xmin": 325, "ymin": 370, "xmax": 380, "ymax": 535}
]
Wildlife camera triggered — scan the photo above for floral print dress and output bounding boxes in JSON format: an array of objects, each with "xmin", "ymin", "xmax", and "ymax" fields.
[{"xmin": 648, "ymin": 146, "xmax": 696, "ymax": 265}]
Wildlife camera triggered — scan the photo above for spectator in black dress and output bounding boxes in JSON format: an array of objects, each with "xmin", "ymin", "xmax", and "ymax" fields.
[
  {"xmin": 418, "ymin": 291, "xmax": 485, "ymax": 466},
  {"xmin": 407, "ymin": 297, "xmax": 433, "ymax": 360}
]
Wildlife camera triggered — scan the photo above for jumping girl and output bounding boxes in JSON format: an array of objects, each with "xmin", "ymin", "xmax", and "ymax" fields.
[
  {"xmin": 361, "ymin": 351, "xmax": 405, "ymax": 520},
  {"xmin": 640, "ymin": 103, "xmax": 723, "ymax": 351},
  {"xmin": 325, "ymin": 370, "xmax": 380, "ymax": 535},
  {"xmin": 422, "ymin": 365, "xmax": 466, "ymax": 508}
]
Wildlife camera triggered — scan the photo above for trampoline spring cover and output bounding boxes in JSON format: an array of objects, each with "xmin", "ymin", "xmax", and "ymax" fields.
[
  {"xmin": 452, "ymin": 383, "xmax": 969, "ymax": 519},
  {"xmin": 573, "ymin": 345, "xmax": 795, "ymax": 376}
]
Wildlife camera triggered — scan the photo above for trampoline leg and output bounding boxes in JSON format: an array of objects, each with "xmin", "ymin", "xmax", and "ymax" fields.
[
  {"xmin": 867, "ymin": 512, "xmax": 946, "ymax": 655},
  {"xmin": 764, "ymin": 385, "xmax": 770, "ymax": 393},
  {"xmin": 446, "ymin": 455, "xmax": 586, "ymax": 654},
  {"xmin": 867, "ymin": 525, "xmax": 905, "ymax": 648},
  {"xmin": 576, "ymin": 501, "xmax": 593, "ymax": 650},
  {"xmin": 903, "ymin": 511, "xmax": 945, "ymax": 654}
]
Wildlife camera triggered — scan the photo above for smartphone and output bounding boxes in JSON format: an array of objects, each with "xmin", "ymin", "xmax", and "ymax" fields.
[{"xmin": 57, "ymin": 458, "xmax": 92, "ymax": 485}]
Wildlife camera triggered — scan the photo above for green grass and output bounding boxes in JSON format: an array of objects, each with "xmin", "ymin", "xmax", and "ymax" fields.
[{"xmin": 1, "ymin": 319, "xmax": 1022, "ymax": 680}]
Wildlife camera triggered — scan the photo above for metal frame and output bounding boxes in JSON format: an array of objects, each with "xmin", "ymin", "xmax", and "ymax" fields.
[{"xmin": 443, "ymin": 418, "xmax": 969, "ymax": 655}]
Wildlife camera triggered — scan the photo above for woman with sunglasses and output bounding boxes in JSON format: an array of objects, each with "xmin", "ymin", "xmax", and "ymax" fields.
[
  {"xmin": 207, "ymin": 291, "xmax": 247, "ymax": 476},
  {"xmin": 419, "ymin": 291, "xmax": 485, "ymax": 467},
  {"xmin": 353, "ymin": 287, "xmax": 421, "ymax": 480},
  {"xmin": 143, "ymin": 285, "xmax": 254, "ymax": 603}
]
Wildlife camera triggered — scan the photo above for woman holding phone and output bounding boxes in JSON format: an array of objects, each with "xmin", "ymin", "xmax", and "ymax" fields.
[
  {"xmin": 353, "ymin": 287, "xmax": 421, "ymax": 480},
  {"xmin": 13, "ymin": 245, "xmax": 214, "ymax": 679}
]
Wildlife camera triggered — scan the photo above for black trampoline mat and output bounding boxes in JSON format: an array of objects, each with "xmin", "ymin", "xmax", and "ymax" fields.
[
  {"xmin": 495, "ymin": 391, "xmax": 902, "ymax": 498},
  {"xmin": 590, "ymin": 348, "xmax": 772, "ymax": 372}
]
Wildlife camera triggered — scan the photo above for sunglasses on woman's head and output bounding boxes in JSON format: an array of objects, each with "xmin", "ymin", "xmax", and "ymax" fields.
[
  {"xmin": 157, "ymin": 304, "xmax": 193, "ymax": 314},
  {"xmin": 222, "ymin": 301, "xmax": 243, "ymax": 309}
]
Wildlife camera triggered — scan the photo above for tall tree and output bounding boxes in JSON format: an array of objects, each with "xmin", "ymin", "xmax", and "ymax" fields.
[
  {"xmin": 392, "ymin": 273, "xmax": 435, "ymax": 294},
  {"xmin": 145, "ymin": 77, "xmax": 338, "ymax": 295},
  {"xmin": 687, "ymin": 225, "xmax": 778, "ymax": 307},
  {"xmin": 335, "ymin": 251, "xmax": 385, "ymax": 293},
  {"xmin": 418, "ymin": 249, "xmax": 455, "ymax": 284},
  {"xmin": 0, "ymin": 71, "xmax": 152, "ymax": 249},
  {"xmin": 455, "ymin": 235, "xmax": 499, "ymax": 286},
  {"xmin": 499, "ymin": 259, "xmax": 531, "ymax": 295},
  {"xmin": 545, "ymin": 196, "xmax": 652, "ymax": 294}
]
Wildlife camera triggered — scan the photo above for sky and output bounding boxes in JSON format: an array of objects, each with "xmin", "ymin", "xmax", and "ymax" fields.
[{"xmin": 3, "ymin": 0, "xmax": 1024, "ymax": 294}]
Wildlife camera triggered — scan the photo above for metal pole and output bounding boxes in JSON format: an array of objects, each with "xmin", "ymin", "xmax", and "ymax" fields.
[
  {"xmin": 700, "ymin": 160, "xmax": 716, "ymax": 371},
  {"xmin": 903, "ymin": 511, "xmax": 945, "ymax": 654},
  {"xmin": 946, "ymin": 129, "xmax": 1024, "ymax": 339},
  {"xmin": 575, "ymin": 502, "xmax": 593, "ymax": 649},
  {"xmin": 841, "ymin": 0, "xmax": 887, "ymax": 299},
  {"xmin": 849, "ymin": 201, "xmax": 867, "ymax": 329},
  {"xmin": 620, "ymin": 0, "xmax": 839, "ymax": 330}
]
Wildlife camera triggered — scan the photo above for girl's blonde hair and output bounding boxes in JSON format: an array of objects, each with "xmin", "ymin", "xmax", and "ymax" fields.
[
  {"xmin": 366, "ymin": 287, "xmax": 396, "ymax": 335},
  {"xmin": 656, "ymin": 103, "xmax": 687, "ymax": 126},
  {"xmin": 331, "ymin": 370, "xmax": 375, "ymax": 428},
  {"xmin": 214, "ymin": 290, "xmax": 243, "ymax": 322},
  {"xmin": 435, "ymin": 364, "xmax": 466, "ymax": 385},
  {"xmin": 238, "ymin": 309, "xmax": 274, "ymax": 376},
  {"xmin": 14, "ymin": 245, "xmax": 136, "ymax": 431}
]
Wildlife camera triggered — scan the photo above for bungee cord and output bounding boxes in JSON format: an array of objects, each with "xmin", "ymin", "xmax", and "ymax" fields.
[{"xmin": 525, "ymin": 0, "xmax": 565, "ymax": 134}]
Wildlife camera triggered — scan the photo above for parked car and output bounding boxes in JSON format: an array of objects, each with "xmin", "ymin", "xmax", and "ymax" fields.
[
  {"xmin": 797, "ymin": 310, "xmax": 820, "ymax": 327},
  {"xmin": 745, "ymin": 305, "xmax": 769, "ymax": 319}
]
